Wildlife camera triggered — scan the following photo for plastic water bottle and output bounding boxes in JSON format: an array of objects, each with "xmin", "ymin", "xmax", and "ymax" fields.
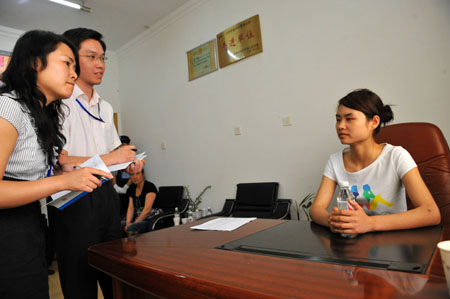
[
  {"xmin": 187, "ymin": 206, "xmax": 194, "ymax": 222},
  {"xmin": 173, "ymin": 207, "xmax": 180, "ymax": 226},
  {"xmin": 336, "ymin": 181, "xmax": 357, "ymax": 238}
]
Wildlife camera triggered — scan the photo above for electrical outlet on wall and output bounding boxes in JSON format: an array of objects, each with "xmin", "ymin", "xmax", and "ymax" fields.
[{"xmin": 282, "ymin": 116, "xmax": 292, "ymax": 126}]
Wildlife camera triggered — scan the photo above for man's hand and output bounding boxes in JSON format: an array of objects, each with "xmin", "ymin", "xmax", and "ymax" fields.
[
  {"xmin": 110, "ymin": 145, "xmax": 136, "ymax": 165},
  {"xmin": 126, "ymin": 159, "xmax": 146, "ymax": 173}
]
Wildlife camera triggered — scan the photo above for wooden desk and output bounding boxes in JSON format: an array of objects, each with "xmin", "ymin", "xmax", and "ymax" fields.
[{"xmin": 89, "ymin": 219, "xmax": 449, "ymax": 298}]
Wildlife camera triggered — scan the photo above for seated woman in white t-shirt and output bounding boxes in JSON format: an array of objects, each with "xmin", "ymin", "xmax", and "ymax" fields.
[{"xmin": 309, "ymin": 89, "xmax": 440, "ymax": 235}]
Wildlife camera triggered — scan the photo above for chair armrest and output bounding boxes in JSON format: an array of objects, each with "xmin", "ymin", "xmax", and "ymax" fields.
[
  {"xmin": 149, "ymin": 198, "xmax": 190, "ymax": 231},
  {"xmin": 179, "ymin": 198, "xmax": 189, "ymax": 214},
  {"xmin": 148, "ymin": 212, "xmax": 174, "ymax": 231},
  {"xmin": 272, "ymin": 199, "xmax": 292, "ymax": 219},
  {"xmin": 200, "ymin": 199, "xmax": 235, "ymax": 219}
]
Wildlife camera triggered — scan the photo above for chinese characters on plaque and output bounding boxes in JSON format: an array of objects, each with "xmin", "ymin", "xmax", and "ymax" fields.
[
  {"xmin": 186, "ymin": 15, "xmax": 263, "ymax": 81},
  {"xmin": 186, "ymin": 39, "xmax": 218, "ymax": 81},
  {"xmin": 0, "ymin": 51, "xmax": 11, "ymax": 76},
  {"xmin": 216, "ymin": 15, "xmax": 263, "ymax": 68}
]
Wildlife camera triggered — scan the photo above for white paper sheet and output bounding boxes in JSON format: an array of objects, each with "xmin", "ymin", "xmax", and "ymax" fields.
[
  {"xmin": 47, "ymin": 152, "xmax": 147, "ymax": 210},
  {"xmin": 47, "ymin": 155, "xmax": 111, "ymax": 209},
  {"xmin": 190, "ymin": 217, "xmax": 257, "ymax": 231},
  {"xmin": 108, "ymin": 152, "xmax": 147, "ymax": 172},
  {"xmin": 81, "ymin": 153, "xmax": 111, "ymax": 173}
]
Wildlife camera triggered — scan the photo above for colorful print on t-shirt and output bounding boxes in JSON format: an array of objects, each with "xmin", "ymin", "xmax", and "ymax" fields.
[{"xmin": 351, "ymin": 184, "xmax": 395, "ymax": 210}]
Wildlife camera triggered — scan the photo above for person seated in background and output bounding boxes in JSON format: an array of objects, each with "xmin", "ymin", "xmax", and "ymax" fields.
[
  {"xmin": 123, "ymin": 169, "xmax": 162, "ymax": 234},
  {"xmin": 309, "ymin": 88, "xmax": 440, "ymax": 235}
]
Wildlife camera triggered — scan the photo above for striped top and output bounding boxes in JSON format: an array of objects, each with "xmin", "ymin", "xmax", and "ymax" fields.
[{"xmin": 0, "ymin": 93, "xmax": 48, "ymax": 181}]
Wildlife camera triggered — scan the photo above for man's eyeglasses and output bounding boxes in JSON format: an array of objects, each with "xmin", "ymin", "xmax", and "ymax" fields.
[{"xmin": 79, "ymin": 55, "xmax": 108, "ymax": 62}]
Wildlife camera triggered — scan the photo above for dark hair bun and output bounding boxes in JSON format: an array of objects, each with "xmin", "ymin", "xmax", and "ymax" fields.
[
  {"xmin": 338, "ymin": 88, "xmax": 394, "ymax": 136},
  {"xmin": 381, "ymin": 105, "xmax": 394, "ymax": 125}
]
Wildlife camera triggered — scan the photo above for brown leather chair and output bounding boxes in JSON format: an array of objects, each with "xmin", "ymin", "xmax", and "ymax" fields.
[{"xmin": 375, "ymin": 122, "xmax": 450, "ymax": 225}]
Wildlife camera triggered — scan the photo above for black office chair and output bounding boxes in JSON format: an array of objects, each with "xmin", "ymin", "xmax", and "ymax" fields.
[
  {"xmin": 147, "ymin": 186, "xmax": 188, "ymax": 231},
  {"xmin": 214, "ymin": 182, "xmax": 291, "ymax": 219},
  {"xmin": 201, "ymin": 199, "xmax": 235, "ymax": 219},
  {"xmin": 271, "ymin": 199, "xmax": 292, "ymax": 219},
  {"xmin": 231, "ymin": 182, "xmax": 278, "ymax": 218}
]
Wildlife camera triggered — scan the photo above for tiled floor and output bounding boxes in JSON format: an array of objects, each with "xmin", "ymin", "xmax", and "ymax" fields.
[
  {"xmin": 48, "ymin": 261, "xmax": 63, "ymax": 299},
  {"xmin": 48, "ymin": 261, "xmax": 104, "ymax": 299}
]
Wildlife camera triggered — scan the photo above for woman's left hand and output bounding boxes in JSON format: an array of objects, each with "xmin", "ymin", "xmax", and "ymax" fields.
[{"xmin": 329, "ymin": 200, "xmax": 374, "ymax": 234}]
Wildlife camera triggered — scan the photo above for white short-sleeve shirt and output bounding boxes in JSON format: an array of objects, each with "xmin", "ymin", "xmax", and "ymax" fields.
[
  {"xmin": 61, "ymin": 85, "xmax": 121, "ymax": 157},
  {"xmin": 323, "ymin": 144, "xmax": 417, "ymax": 215}
]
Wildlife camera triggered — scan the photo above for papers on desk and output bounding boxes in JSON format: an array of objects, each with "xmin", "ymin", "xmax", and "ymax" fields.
[{"xmin": 190, "ymin": 217, "xmax": 257, "ymax": 231}]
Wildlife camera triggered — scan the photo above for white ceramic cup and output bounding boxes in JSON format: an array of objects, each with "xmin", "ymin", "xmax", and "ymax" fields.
[
  {"xmin": 173, "ymin": 216, "xmax": 180, "ymax": 226},
  {"xmin": 181, "ymin": 218, "xmax": 188, "ymax": 224},
  {"xmin": 437, "ymin": 240, "xmax": 450, "ymax": 296}
]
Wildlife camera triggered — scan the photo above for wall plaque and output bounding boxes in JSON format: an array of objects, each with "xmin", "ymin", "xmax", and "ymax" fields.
[
  {"xmin": 186, "ymin": 39, "xmax": 218, "ymax": 81},
  {"xmin": 0, "ymin": 50, "xmax": 11, "ymax": 76},
  {"xmin": 216, "ymin": 15, "xmax": 263, "ymax": 68}
]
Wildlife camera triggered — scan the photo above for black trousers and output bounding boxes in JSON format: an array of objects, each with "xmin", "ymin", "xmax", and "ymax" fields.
[
  {"xmin": 0, "ymin": 199, "xmax": 48, "ymax": 299},
  {"xmin": 51, "ymin": 181, "xmax": 121, "ymax": 299}
]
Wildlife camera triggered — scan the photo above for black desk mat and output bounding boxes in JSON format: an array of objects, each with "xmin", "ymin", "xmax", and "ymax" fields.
[{"xmin": 217, "ymin": 221, "xmax": 442, "ymax": 273}]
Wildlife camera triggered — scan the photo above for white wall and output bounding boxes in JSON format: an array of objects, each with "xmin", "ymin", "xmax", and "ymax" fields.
[
  {"xmin": 116, "ymin": 0, "xmax": 450, "ymax": 213},
  {"xmin": 95, "ymin": 53, "xmax": 121, "ymax": 128},
  {"xmin": 0, "ymin": 26, "xmax": 23, "ymax": 52}
]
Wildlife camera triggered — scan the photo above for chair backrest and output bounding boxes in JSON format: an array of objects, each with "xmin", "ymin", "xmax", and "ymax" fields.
[
  {"xmin": 375, "ymin": 122, "xmax": 450, "ymax": 225},
  {"xmin": 232, "ymin": 182, "xmax": 279, "ymax": 218},
  {"xmin": 153, "ymin": 186, "xmax": 185, "ymax": 210}
]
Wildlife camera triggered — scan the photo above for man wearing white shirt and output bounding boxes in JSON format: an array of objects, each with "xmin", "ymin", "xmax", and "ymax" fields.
[{"xmin": 51, "ymin": 28, "xmax": 140, "ymax": 299}]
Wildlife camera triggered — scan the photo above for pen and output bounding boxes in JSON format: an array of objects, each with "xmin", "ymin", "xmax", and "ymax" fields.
[{"xmin": 73, "ymin": 166, "xmax": 109, "ymax": 181}]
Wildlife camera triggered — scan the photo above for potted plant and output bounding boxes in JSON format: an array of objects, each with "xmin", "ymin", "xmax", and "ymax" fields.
[{"xmin": 185, "ymin": 185, "xmax": 211, "ymax": 211}]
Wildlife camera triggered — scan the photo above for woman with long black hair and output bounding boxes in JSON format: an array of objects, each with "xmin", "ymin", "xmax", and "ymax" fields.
[{"xmin": 0, "ymin": 30, "xmax": 112, "ymax": 299}]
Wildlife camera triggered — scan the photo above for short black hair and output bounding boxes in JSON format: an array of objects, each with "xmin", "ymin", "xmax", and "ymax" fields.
[
  {"xmin": 63, "ymin": 28, "xmax": 106, "ymax": 52},
  {"xmin": 120, "ymin": 135, "xmax": 130, "ymax": 144}
]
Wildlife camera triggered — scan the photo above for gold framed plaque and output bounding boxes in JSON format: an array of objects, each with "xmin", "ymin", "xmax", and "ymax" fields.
[
  {"xmin": 113, "ymin": 113, "xmax": 118, "ymax": 133},
  {"xmin": 0, "ymin": 50, "xmax": 11, "ymax": 76},
  {"xmin": 186, "ymin": 39, "xmax": 218, "ymax": 81},
  {"xmin": 216, "ymin": 15, "xmax": 263, "ymax": 68}
]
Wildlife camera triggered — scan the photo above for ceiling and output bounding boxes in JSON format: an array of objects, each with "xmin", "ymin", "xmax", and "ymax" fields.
[{"xmin": 0, "ymin": 0, "xmax": 190, "ymax": 51}]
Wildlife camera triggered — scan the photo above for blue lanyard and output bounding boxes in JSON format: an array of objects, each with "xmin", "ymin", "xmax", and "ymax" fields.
[
  {"xmin": 46, "ymin": 165, "xmax": 52, "ymax": 177},
  {"xmin": 76, "ymin": 99, "xmax": 105, "ymax": 123}
]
